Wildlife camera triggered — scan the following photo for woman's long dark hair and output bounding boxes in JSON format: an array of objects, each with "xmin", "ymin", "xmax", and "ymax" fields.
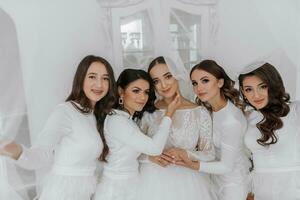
[
  {"xmin": 239, "ymin": 63, "xmax": 290, "ymax": 146},
  {"xmin": 190, "ymin": 60, "xmax": 244, "ymax": 113},
  {"xmin": 66, "ymin": 55, "xmax": 117, "ymax": 161},
  {"xmin": 115, "ymin": 68, "xmax": 156, "ymax": 120}
]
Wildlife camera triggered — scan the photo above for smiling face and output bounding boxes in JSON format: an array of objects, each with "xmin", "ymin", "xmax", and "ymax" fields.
[
  {"xmin": 119, "ymin": 78, "xmax": 150, "ymax": 115},
  {"xmin": 241, "ymin": 75, "xmax": 269, "ymax": 110},
  {"xmin": 149, "ymin": 63, "xmax": 179, "ymax": 99},
  {"xmin": 190, "ymin": 69, "xmax": 224, "ymax": 105},
  {"xmin": 83, "ymin": 62, "xmax": 110, "ymax": 107}
]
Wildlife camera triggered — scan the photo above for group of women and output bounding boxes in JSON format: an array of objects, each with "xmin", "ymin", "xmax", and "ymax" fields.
[{"xmin": 0, "ymin": 54, "xmax": 299, "ymax": 200}]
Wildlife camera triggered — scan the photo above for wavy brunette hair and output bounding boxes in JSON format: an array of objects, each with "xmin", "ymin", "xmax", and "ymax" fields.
[
  {"xmin": 238, "ymin": 63, "xmax": 290, "ymax": 146},
  {"xmin": 66, "ymin": 55, "xmax": 117, "ymax": 161}
]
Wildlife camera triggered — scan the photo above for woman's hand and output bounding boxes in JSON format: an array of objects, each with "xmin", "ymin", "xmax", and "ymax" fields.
[
  {"xmin": 162, "ymin": 147, "xmax": 184, "ymax": 163},
  {"xmin": 148, "ymin": 155, "xmax": 172, "ymax": 167},
  {"xmin": 246, "ymin": 192, "xmax": 254, "ymax": 200},
  {"xmin": 175, "ymin": 159, "xmax": 200, "ymax": 171},
  {"xmin": 0, "ymin": 139, "xmax": 23, "ymax": 160},
  {"xmin": 164, "ymin": 147, "xmax": 200, "ymax": 170},
  {"xmin": 165, "ymin": 92, "xmax": 182, "ymax": 118}
]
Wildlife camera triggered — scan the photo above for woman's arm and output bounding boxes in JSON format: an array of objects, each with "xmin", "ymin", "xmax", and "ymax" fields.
[
  {"xmin": 106, "ymin": 114, "xmax": 172, "ymax": 156},
  {"xmin": 0, "ymin": 103, "xmax": 72, "ymax": 170},
  {"xmin": 175, "ymin": 119, "xmax": 245, "ymax": 174},
  {"xmin": 186, "ymin": 107, "xmax": 215, "ymax": 161}
]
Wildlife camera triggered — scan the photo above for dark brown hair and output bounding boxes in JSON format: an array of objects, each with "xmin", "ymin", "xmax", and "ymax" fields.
[
  {"xmin": 238, "ymin": 63, "xmax": 290, "ymax": 146},
  {"xmin": 115, "ymin": 68, "xmax": 156, "ymax": 120},
  {"xmin": 66, "ymin": 55, "xmax": 117, "ymax": 161},
  {"xmin": 190, "ymin": 59, "xmax": 244, "ymax": 112},
  {"xmin": 148, "ymin": 56, "xmax": 166, "ymax": 74}
]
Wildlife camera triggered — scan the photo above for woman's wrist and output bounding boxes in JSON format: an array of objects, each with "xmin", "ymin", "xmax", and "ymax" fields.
[
  {"xmin": 190, "ymin": 161, "xmax": 200, "ymax": 171},
  {"xmin": 165, "ymin": 109, "xmax": 174, "ymax": 118},
  {"xmin": 12, "ymin": 143, "xmax": 23, "ymax": 160}
]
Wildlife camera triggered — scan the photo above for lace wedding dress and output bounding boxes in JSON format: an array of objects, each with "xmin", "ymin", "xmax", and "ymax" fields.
[{"xmin": 137, "ymin": 106, "xmax": 217, "ymax": 200}]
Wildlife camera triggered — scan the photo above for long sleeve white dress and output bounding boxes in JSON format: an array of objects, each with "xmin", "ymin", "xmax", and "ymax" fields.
[
  {"xmin": 197, "ymin": 101, "xmax": 250, "ymax": 200},
  {"xmin": 15, "ymin": 102, "xmax": 103, "ymax": 200},
  {"xmin": 245, "ymin": 101, "xmax": 300, "ymax": 200},
  {"xmin": 94, "ymin": 109, "xmax": 172, "ymax": 200},
  {"xmin": 137, "ymin": 106, "xmax": 217, "ymax": 200}
]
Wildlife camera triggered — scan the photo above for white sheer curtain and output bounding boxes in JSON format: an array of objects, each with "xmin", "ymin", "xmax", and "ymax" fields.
[
  {"xmin": 0, "ymin": 7, "xmax": 34, "ymax": 200},
  {"xmin": 0, "ymin": 1, "xmax": 111, "ymax": 199},
  {"xmin": 209, "ymin": 0, "xmax": 299, "ymax": 99},
  {"xmin": 98, "ymin": 0, "xmax": 218, "ymax": 100}
]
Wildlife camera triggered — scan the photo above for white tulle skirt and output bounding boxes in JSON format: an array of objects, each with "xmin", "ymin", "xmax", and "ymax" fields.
[
  {"xmin": 94, "ymin": 173, "xmax": 139, "ymax": 200},
  {"xmin": 38, "ymin": 172, "xmax": 96, "ymax": 200},
  {"xmin": 137, "ymin": 163, "xmax": 217, "ymax": 200},
  {"xmin": 212, "ymin": 175, "xmax": 249, "ymax": 200},
  {"xmin": 252, "ymin": 170, "xmax": 300, "ymax": 200},
  {"xmin": 211, "ymin": 169, "xmax": 250, "ymax": 200}
]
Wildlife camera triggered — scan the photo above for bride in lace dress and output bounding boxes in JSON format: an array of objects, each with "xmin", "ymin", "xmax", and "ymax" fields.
[{"xmin": 137, "ymin": 56, "xmax": 217, "ymax": 200}]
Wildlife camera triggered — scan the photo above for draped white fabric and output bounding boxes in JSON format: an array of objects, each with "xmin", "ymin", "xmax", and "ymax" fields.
[
  {"xmin": 97, "ymin": 0, "xmax": 299, "ymax": 100},
  {"xmin": 98, "ymin": 0, "xmax": 218, "ymax": 100},
  {"xmin": 0, "ymin": 1, "xmax": 112, "ymax": 199},
  {"xmin": 210, "ymin": 0, "xmax": 299, "ymax": 99},
  {"xmin": 0, "ymin": 8, "xmax": 34, "ymax": 200}
]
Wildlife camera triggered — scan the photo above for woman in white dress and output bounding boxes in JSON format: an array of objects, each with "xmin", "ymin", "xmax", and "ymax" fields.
[
  {"xmin": 172, "ymin": 60, "xmax": 250, "ymax": 200},
  {"xmin": 137, "ymin": 56, "xmax": 216, "ymax": 200},
  {"xmin": 0, "ymin": 55, "xmax": 117, "ymax": 200},
  {"xmin": 238, "ymin": 62, "xmax": 300, "ymax": 200},
  {"xmin": 94, "ymin": 68, "xmax": 181, "ymax": 200}
]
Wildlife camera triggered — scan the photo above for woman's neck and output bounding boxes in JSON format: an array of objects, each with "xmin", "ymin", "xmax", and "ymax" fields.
[
  {"xmin": 210, "ymin": 95, "xmax": 227, "ymax": 112},
  {"xmin": 156, "ymin": 95, "xmax": 196, "ymax": 109},
  {"xmin": 121, "ymin": 106, "xmax": 134, "ymax": 116},
  {"xmin": 163, "ymin": 94, "xmax": 179, "ymax": 105}
]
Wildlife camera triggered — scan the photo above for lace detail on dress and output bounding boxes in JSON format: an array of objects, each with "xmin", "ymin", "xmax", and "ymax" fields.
[
  {"xmin": 197, "ymin": 107, "xmax": 214, "ymax": 152},
  {"xmin": 140, "ymin": 107, "xmax": 214, "ymax": 156}
]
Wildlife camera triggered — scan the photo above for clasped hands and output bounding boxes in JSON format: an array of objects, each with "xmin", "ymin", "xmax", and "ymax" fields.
[{"xmin": 148, "ymin": 147, "xmax": 199, "ymax": 170}]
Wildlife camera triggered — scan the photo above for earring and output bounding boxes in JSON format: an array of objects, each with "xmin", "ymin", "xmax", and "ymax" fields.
[
  {"xmin": 195, "ymin": 97, "xmax": 200, "ymax": 104},
  {"xmin": 119, "ymin": 97, "xmax": 123, "ymax": 105}
]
